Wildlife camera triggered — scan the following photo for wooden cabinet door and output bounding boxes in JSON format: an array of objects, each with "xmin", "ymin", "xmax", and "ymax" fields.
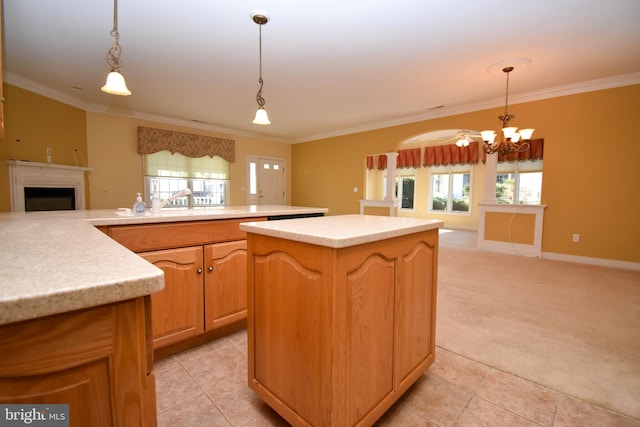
[
  {"xmin": 0, "ymin": 298, "xmax": 156, "ymax": 427},
  {"xmin": 140, "ymin": 246, "xmax": 204, "ymax": 348},
  {"xmin": 394, "ymin": 232, "xmax": 438, "ymax": 388},
  {"xmin": 204, "ymin": 240, "xmax": 248, "ymax": 331}
]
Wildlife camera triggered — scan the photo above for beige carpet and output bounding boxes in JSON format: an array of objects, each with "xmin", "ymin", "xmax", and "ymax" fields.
[{"xmin": 435, "ymin": 238, "xmax": 640, "ymax": 419}]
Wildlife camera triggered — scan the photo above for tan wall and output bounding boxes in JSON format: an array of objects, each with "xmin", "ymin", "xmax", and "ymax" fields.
[
  {"xmin": 85, "ymin": 112, "xmax": 292, "ymax": 209},
  {"xmin": 0, "ymin": 84, "xmax": 88, "ymax": 212},
  {"xmin": 292, "ymin": 85, "xmax": 640, "ymax": 263},
  {"xmin": 0, "ymin": 84, "xmax": 291, "ymax": 212},
  {"xmin": 3, "ymin": 82, "xmax": 639, "ymax": 263}
]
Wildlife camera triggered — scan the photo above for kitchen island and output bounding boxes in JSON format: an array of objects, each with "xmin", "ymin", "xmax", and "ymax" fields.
[
  {"xmin": 0, "ymin": 205, "xmax": 326, "ymax": 426},
  {"xmin": 240, "ymin": 215, "xmax": 443, "ymax": 427}
]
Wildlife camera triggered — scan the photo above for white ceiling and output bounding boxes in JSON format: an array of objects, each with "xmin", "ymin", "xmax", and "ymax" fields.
[{"xmin": 4, "ymin": 0, "xmax": 640, "ymax": 143}]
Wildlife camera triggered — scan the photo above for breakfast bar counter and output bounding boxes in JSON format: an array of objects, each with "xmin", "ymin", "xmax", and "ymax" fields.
[
  {"xmin": 240, "ymin": 215, "xmax": 443, "ymax": 426},
  {"xmin": 0, "ymin": 205, "xmax": 327, "ymax": 325},
  {"xmin": 0, "ymin": 204, "xmax": 326, "ymax": 426}
]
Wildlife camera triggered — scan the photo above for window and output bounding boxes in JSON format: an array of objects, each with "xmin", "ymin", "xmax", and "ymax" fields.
[
  {"xmin": 143, "ymin": 151, "xmax": 229, "ymax": 208},
  {"xmin": 396, "ymin": 173, "xmax": 415, "ymax": 210},
  {"xmin": 429, "ymin": 166, "xmax": 472, "ymax": 213},
  {"xmin": 249, "ymin": 161, "xmax": 257, "ymax": 195},
  {"xmin": 381, "ymin": 169, "xmax": 416, "ymax": 210},
  {"xmin": 496, "ymin": 159, "xmax": 542, "ymax": 204}
]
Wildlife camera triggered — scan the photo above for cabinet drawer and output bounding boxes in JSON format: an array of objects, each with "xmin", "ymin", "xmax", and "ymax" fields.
[{"xmin": 108, "ymin": 218, "xmax": 266, "ymax": 252}]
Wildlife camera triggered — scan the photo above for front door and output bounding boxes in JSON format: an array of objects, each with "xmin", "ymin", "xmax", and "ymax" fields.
[
  {"xmin": 258, "ymin": 158, "xmax": 285, "ymax": 205},
  {"xmin": 247, "ymin": 156, "xmax": 286, "ymax": 205}
]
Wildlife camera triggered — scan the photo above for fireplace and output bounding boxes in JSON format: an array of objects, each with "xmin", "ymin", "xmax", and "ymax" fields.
[
  {"xmin": 6, "ymin": 160, "xmax": 92, "ymax": 212},
  {"xmin": 24, "ymin": 187, "xmax": 76, "ymax": 211}
]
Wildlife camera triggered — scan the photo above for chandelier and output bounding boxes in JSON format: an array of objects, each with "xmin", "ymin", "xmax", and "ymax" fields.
[
  {"xmin": 481, "ymin": 66, "xmax": 534, "ymax": 155},
  {"xmin": 101, "ymin": 0, "xmax": 131, "ymax": 96},
  {"xmin": 251, "ymin": 11, "xmax": 271, "ymax": 125}
]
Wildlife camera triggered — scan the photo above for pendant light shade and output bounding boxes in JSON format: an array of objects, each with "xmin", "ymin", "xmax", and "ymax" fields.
[
  {"xmin": 253, "ymin": 107, "xmax": 271, "ymax": 125},
  {"xmin": 102, "ymin": 70, "xmax": 131, "ymax": 96},
  {"xmin": 101, "ymin": 0, "xmax": 131, "ymax": 96}
]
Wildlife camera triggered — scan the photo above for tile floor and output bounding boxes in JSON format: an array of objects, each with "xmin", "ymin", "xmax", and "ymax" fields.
[
  {"xmin": 154, "ymin": 230, "xmax": 640, "ymax": 426},
  {"xmin": 154, "ymin": 329, "xmax": 640, "ymax": 427}
]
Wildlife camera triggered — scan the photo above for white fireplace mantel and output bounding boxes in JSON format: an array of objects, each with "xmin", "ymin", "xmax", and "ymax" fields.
[{"xmin": 6, "ymin": 160, "xmax": 92, "ymax": 212}]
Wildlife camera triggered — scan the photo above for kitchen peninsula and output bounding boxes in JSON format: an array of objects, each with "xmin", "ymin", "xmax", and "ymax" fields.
[
  {"xmin": 0, "ymin": 205, "xmax": 327, "ymax": 426},
  {"xmin": 241, "ymin": 215, "xmax": 443, "ymax": 427}
]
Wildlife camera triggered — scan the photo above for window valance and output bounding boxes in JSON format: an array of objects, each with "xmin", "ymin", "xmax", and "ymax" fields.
[
  {"xmin": 397, "ymin": 148, "xmax": 421, "ymax": 169},
  {"xmin": 137, "ymin": 126, "xmax": 235, "ymax": 162},
  {"xmin": 481, "ymin": 138, "xmax": 544, "ymax": 163},
  {"xmin": 423, "ymin": 141, "xmax": 479, "ymax": 167},
  {"xmin": 366, "ymin": 155, "xmax": 375, "ymax": 170},
  {"xmin": 377, "ymin": 155, "xmax": 388, "ymax": 170}
]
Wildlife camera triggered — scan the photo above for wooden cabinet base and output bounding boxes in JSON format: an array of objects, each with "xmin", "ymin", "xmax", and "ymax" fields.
[
  {"xmin": 0, "ymin": 297, "xmax": 157, "ymax": 427},
  {"xmin": 104, "ymin": 218, "xmax": 266, "ymax": 356},
  {"xmin": 247, "ymin": 230, "xmax": 438, "ymax": 426}
]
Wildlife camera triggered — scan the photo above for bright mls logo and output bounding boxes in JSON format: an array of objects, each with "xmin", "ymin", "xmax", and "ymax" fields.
[{"xmin": 0, "ymin": 404, "xmax": 69, "ymax": 426}]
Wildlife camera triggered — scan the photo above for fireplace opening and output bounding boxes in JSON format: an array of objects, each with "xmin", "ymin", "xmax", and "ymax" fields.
[{"xmin": 24, "ymin": 187, "xmax": 76, "ymax": 211}]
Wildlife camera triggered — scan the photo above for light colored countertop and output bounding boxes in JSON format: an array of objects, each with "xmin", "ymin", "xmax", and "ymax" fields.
[
  {"xmin": 0, "ymin": 205, "xmax": 327, "ymax": 326},
  {"xmin": 240, "ymin": 214, "xmax": 443, "ymax": 248},
  {"xmin": 1, "ymin": 204, "xmax": 328, "ymax": 226}
]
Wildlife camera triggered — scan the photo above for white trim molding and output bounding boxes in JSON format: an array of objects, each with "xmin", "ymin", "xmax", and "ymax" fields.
[
  {"xmin": 477, "ymin": 203, "xmax": 547, "ymax": 258},
  {"xmin": 359, "ymin": 199, "xmax": 398, "ymax": 216},
  {"xmin": 542, "ymin": 252, "xmax": 640, "ymax": 272}
]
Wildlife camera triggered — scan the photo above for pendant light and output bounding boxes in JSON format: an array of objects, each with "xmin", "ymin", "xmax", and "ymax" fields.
[
  {"xmin": 101, "ymin": 0, "xmax": 131, "ymax": 96},
  {"xmin": 251, "ymin": 11, "xmax": 271, "ymax": 125},
  {"xmin": 481, "ymin": 65, "xmax": 534, "ymax": 155}
]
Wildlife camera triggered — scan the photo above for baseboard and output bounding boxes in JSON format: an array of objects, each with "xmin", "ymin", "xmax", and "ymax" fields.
[
  {"xmin": 476, "ymin": 239, "xmax": 541, "ymax": 258},
  {"xmin": 542, "ymin": 252, "xmax": 640, "ymax": 272}
]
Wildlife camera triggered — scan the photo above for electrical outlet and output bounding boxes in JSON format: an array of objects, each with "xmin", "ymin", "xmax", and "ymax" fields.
[
  {"xmin": 46, "ymin": 147, "xmax": 52, "ymax": 163},
  {"xmin": 572, "ymin": 234, "xmax": 580, "ymax": 243},
  {"xmin": 353, "ymin": 187, "xmax": 358, "ymax": 193}
]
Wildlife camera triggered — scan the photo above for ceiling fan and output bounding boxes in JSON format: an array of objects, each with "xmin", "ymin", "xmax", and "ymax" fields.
[{"xmin": 448, "ymin": 130, "xmax": 482, "ymax": 147}]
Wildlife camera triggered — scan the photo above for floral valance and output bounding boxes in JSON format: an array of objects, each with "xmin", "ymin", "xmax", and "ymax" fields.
[
  {"xmin": 137, "ymin": 126, "xmax": 235, "ymax": 162},
  {"xmin": 423, "ymin": 141, "xmax": 479, "ymax": 167},
  {"xmin": 481, "ymin": 138, "xmax": 544, "ymax": 163}
]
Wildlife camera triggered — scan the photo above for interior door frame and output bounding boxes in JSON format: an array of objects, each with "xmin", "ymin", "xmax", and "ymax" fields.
[{"xmin": 246, "ymin": 155, "xmax": 287, "ymax": 205}]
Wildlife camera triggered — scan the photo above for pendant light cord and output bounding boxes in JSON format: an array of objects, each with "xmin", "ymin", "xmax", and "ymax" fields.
[
  {"xmin": 256, "ymin": 23, "xmax": 266, "ymax": 108},
  {"xmin": 499, "ymin": 66, "xmax": 514, "ymax": 126},
  {"xmin": 106, "ymin": 0, "xmax": 123, "ymax": 70}
]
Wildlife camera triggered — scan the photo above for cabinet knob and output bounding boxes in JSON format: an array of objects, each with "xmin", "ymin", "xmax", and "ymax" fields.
[
  {"xmin": 197, "ymin": 268, "xmax": 203, "ymax": 274},
  {"xmin": 208, "ymin": 266, "xmax": 214, "ymax": 272}
]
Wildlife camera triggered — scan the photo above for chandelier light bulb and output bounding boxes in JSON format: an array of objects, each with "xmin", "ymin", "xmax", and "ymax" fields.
[
  {"xmin": 481, "ymin": 130, "xmax": 497, "ymax": 145},
  {"xmin": 519, "ymin": 128, "xmax": 535, "ymax": 140},
  {"xmin": 502, "ymin": 127, "xmax": 518, "ymax": 139}
]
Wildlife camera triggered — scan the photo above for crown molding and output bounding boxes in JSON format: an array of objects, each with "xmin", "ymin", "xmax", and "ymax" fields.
[
  {"xmin": 4, "ymin": 72, "xmax": 291, "ymax": 144},
  {"xmin": 291, "ymin": 72, "xmax": 640, "ymax": 143},
  {"xmin": 6, "ymin": 71, "xmax": 639, "ymax": 145}
]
